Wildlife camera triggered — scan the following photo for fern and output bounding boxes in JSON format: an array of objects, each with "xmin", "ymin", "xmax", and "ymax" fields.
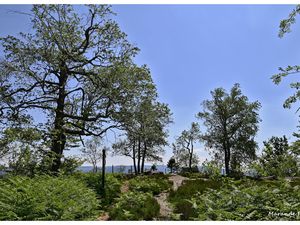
[{"xmin": 0, "ymin": 175, "xmax": 99, "ymax": 221}]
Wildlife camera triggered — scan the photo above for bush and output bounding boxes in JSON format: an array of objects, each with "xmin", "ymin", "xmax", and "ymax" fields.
[
  {"xmin": 201, "ymin": 160, "xmax": 222, "ymax": 180},
  {"xmin": 109, "ymin": 191, "xmax": 160, "ymax": 220},
  {"xmin": 0, "ymin": 175, "xmax": 99, "ymax": 220},
  {"xmin": 179, "ymin": 172, "xmax": 208, "ymax": 179},
  {"xmin": 190, "ymin": 179, "xmax": 300, "ymax": 220},
  {"xmin": 180, "ymin": 166, "xmax": 199, "ymax": 173},
  {"xmin": 128, "ymin": 175, "xmax": 171, "ymax": 195}
]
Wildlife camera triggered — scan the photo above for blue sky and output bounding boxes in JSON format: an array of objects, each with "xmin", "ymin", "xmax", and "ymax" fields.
[{"xmin": 0, "ymin": 5, "xmax": 300, "ymax": 165}]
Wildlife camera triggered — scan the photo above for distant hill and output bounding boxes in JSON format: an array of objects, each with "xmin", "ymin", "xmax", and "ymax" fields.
[{"xmin": 78, "ymin": 165, "xmax": 169, "ymax": 173}]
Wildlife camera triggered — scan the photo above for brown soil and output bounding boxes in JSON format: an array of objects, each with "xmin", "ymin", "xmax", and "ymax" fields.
[{"xmin": 155, "ymin": 174, "xmax": 189, "ymax": 220}]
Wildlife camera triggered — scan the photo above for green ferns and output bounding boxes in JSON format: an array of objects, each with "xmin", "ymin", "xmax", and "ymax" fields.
[
  {"xmin": 109, "ymin": 175, "xmax": 167, "ymax": 220},
  {"xmin": 72, "ymin": 172, "xmax": 122, "ymax": 206},
  {"xmin": 188, "ymin": 179, "xmax": 300, "ymax": 220},
  {"xmin": 110, "ymin": 191, "xmax": 160, "ymax": 220},
  {"xmin": 128, "ymin": 175, "xmax": 171, "ymax": 195},
  {"xmin": 0, "ymin": 176, "xmax": 99, "ymax": 220}
]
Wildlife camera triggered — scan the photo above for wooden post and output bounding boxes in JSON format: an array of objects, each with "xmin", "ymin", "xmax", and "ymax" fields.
[
  {"xmin": 102, "ymin": 148, "xmax": 106, "ymax": 194},
  {"xmin": 112, "ymin": 165, "xmax": 114, "ymax": 173}
]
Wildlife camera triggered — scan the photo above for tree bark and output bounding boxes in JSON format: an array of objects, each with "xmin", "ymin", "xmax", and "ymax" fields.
[
  {"xmin": 189, "ymin": 139, "xmax": 193, "ymax": 172},
  {"xmin": 141, "ymin": 141, "xmax": 147, "ymax": 173},
  {"xmin": 224, "ymin": 149, "xmax": 230, "ymax": 176},
  {"xmin": 132, "ymin": 140, "xmax": 137, "ymax": 174},
  {"xmin": 137, "ymin": 138, "xmax": 141, "ymax": 174},
  {"xmin": 50, "ymin": 64, "xmax": 68, "ymax": 173}
]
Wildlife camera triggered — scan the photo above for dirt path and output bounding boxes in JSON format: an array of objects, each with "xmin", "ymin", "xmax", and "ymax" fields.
[
  {"xmin": 169, "ymin": 174, "xmax": 189, "ymax": 191},
  {"xmin": 155, "ymin": 174, "xmax": 189, "ymax": 220}
]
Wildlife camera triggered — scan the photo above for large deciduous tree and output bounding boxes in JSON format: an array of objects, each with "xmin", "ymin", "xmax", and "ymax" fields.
[
  {"xmin": 0, "ymin": 5, "xmax": 150, "ymax": 172},
  {"xmin": 197, "ymin": 84, "xmax": 261, "ymax": 176},
  {"xmin": 172, "ymin": 122, "xmax": 201, "ymax": 171}
]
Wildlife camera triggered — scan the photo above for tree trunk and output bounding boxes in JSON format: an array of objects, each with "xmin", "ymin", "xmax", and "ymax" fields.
[
  {"xmin": 137, "ymin": 138, "xmax": 141, "ymax": 174},
  {"xmin": 102, "ymin": 149, "xmax": 106, "ymax": 195},
  {"xmin": 132, "ymin": 140, "xmax": 137, "ymax": 175},
  {"xmin": 50, "ymin": 64, "xmax": 68, "ymax": 173},
  {"xmin": 224, "ymin": 149, "xmax": 230, "ymax": 176},
  {"xmin": 189, "ymin": 140, "xmax": 193, "ymax": 172},
  {"xmin": 141, "ymin": 141, "xmax": 147, "ymax": 173},
  {"xmin": 92, "ymin": 162, "xmax": 97, "ymax": 173}
]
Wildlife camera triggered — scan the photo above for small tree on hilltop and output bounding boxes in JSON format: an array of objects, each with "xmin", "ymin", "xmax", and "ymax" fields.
[
  {"xmin": 81, "ymin": 136, "xmax": 103, "ymax": 173},
  {"xmin": 172, "ymin": 122, "xmax": 201, "ymax": 172},
  {"xmin": 167, "ymin": 157, "xmax": 177, "ymax": 173},
  {"xmin": 197, "ymin": 84, "xmax": 261, "ymax": 176}
]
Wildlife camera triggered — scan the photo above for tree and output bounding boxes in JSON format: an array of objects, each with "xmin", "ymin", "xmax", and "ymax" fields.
[
  {"xmin": 0, "ymin": 5, "xmax": 150, "ymax": 172},
  {"xmin": 167, "ymin": 157, "xmax": 177, "ymax": 173},
  {"xmin": 256, "ymin": 136, "xmax": 299, "ymax": 177},
  {"xmin": 272, "ymin": 5, "xmax": 300, "ymax": 111},
  {"xmin": 151, "ymin": 164, "xmax": 157, "ymax": 171},
  {"xmin": 113, "ymin": 99, "xmax": 172, "ymax": 174},
  {"xmin": 81, "ymin": 136, "xmax": 103, "ymax": 173},
  {"xmin": 172, "ymin": 122, "xmax": 200, "ymax": 171},
  {"xmin": 0, "ymin": 126, "xmax": 44, "ymax": 176},
  {"xmin": 197, "ymin": 84, "xmax": 261, "ymax": 176}
]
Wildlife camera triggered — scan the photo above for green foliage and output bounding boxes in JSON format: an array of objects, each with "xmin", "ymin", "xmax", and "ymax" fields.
[
  {"xmin": 151, "ymin": 164, "xmax": 157, "ymax": 171},
  {"xmin": 0, "ymin": 4, "xmax": 158, "ymax": 173},
  {"xmin": 81, "ymin": 137, "xmax": 103, "ymax": 173},
  {"xmin": 128, "ymin": 175, "xmax": 171, "ymax": 195},
  {"xmin": 279, "ymin": 5, "xmax": 300, "ymax": 38},
  {"xmin": 169, "ymin": 179, "xmax": 221, "ymax": 203},
  {"xmin": 179, "ymin": 172, "xmax": 208, "ymax": 179},
  {"xmin": 59, "ymin": 156, "xmax": 84, "ymax": 175},
  {"xmin": 109, "ymin": 191, "xmax": 160, "ymax": 220},
  {"xmin": 8, "ymin": 146, "xmax": 38, "ymax": 177},
  {"xmin": 197, "ymin": 83, "xmax": 260, "ymax": 175},
  {"xmin": 202, "ymin": 160, "xmax": 222, "ymax": 180},
  {"xmin": 172, "ymin": 122, "xmax": 200, "ymax": 170},
  {"xmin": 169, "ymin": 179, "xmax": 221, "ymax": 220},
  {"xmin": 167, "ymin": 157, "xmax": 178, "ymax": 173},
  {"xmin": 272, "ymin": 5, "xmax": 300, "ymax": 115},
  {"xmin": 72, "ymin": 172, "xmax": 122, "ymax": 206},
  {"xmin": 189, "ymin": 179, "xmax": 300, "ymax": 220},
  {"xmin": 0, "ymin": 175, "xmax": 99, "ymax": 220},
  {"xmin": 254, "ymin": 136, "xmax": 299, "ymax": 177}
]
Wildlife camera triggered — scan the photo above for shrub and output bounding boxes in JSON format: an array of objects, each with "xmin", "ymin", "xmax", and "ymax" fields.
[
  {"xmin": 201, "ymin": 160, "xmax": 222, "ymax": 180},
  {"xmin": 173, "ymin": 199, "xmax": 197, "ymax": 220},
  {"xmin": 179, "ymin": 172, "xmax": 208, "ymax": 179},
  {"xmin": 0, "ymin": 175, "xmax": 99, "ymax": 220},
  {"xmin": 190, "ymin": 179, "xmax": 300, "ymax": 220},
  {"xmin": 109, "ymin": 191, "xmax": 160, "ymax": 220},
  {"xmin": 128, "ymin": 175, "xmax": 171, "ymax": 195}
]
